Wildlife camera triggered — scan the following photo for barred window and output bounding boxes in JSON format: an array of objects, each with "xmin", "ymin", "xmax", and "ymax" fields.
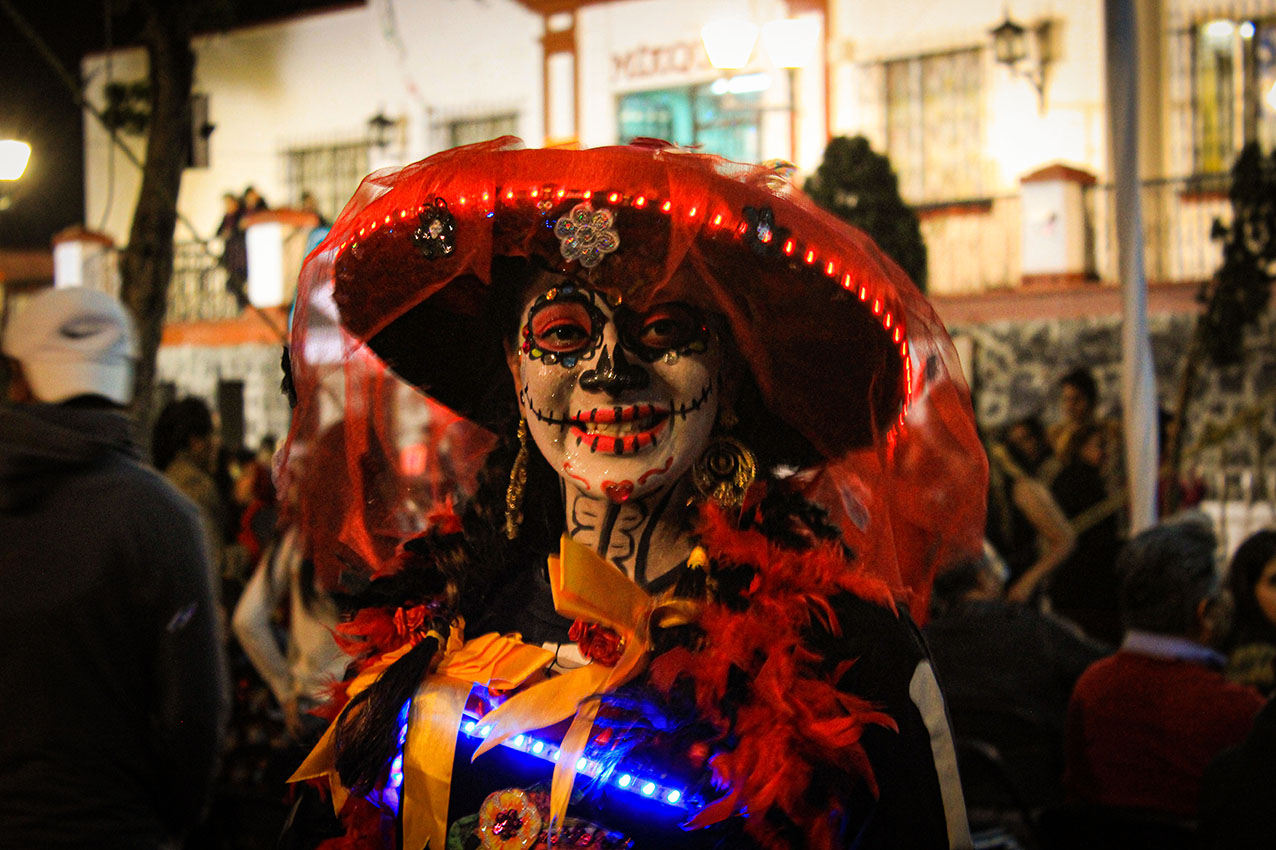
[
  {"xmin": 283, "ymin": 140, "xmax": 369, "ymax": 223},
  {"xmin": 1191, "ymin": 18, "xmax": 1276, "ymax": 174},
  {"xmin": 884, "ymin": 48, "xmax": 986, "ymax": 203}
]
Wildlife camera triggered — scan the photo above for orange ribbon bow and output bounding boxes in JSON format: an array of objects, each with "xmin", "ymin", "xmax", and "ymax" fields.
[
  {"xmin": 289, "ymin": 621, "xmax": 553, "ymax": 850},
  {"xmin": 473, "ymin": 534, "xmax": 700, "ymax": 833}
]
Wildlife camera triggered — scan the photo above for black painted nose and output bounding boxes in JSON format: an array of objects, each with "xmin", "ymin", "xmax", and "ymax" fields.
[{"xmin": 579, "ymin": 345, "xmax": 649, "ymax": 396}]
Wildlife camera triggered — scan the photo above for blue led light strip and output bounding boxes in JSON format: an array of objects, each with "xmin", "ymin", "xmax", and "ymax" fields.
[
  {"xmin": 382, "ymin": 700, "xmax": 698, "ymax": 812},
  {"xmin": 458, "ymin": 718, "xmax": 692, "ymax": 808}
]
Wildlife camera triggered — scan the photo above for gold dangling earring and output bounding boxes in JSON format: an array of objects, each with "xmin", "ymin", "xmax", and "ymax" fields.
[
  {"xmin": 692, "ymin": 406, "xmax": 757, "ymax": 509},
  {"xmin": 505, "ymin": 419, "xmax": 529, "ymax": 540}
]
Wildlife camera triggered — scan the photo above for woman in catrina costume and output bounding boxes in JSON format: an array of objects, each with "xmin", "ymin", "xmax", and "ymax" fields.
[{"xmin": 285, "ymin": 138, "xmax": 987, "ymax": 850}]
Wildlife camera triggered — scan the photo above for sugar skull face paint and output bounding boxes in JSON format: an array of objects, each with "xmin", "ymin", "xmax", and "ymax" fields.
[{"xmin": 513, "ymin": 281, "xmax": 720, "ymax": 503}]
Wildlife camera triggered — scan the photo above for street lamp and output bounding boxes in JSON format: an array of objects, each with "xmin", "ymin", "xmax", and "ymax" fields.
[
  {"xmin": 0, "ymin": 139, "xmax": 31, "ymax": 211},
  {"xmin": 366, "ymin": 112, "xmax": 397, "ymax": 150},
  {"xmin": 990, "ymin": 11, "xmax": 1053, "ymax": 113},
  {"xmin": 700, "ymin": 19, "xmax": 758, "ymax": 70}
]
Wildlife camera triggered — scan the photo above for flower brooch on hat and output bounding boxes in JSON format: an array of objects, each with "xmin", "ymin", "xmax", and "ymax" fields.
[{"xmin": 554, "ymin": 202, "xmax": 620, "ymax": 268}]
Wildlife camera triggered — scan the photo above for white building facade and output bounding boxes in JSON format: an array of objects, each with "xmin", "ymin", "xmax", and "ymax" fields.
[{"xmin": 77, "ymin": 0, "xmax": 1276, "ymax": 444}]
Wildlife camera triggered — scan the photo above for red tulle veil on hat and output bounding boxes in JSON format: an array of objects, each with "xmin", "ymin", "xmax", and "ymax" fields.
[{"xmin": 285, "ymin": 137, "xmax": 986, "ymax": 617}]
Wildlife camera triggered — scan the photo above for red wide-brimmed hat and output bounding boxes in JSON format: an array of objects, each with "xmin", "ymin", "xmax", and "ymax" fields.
[
  {"xmin": 317, "ymin": 137, "xmax": 924, "ymax": 459},
  {"xmin": 290, "ymin": 137, "xmax": 986, "ymax": 610}
]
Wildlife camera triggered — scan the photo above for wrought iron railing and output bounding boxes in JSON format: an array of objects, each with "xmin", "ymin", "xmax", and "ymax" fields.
[{"xmin": 167, "ymin": 241, "xmax": 240, "ymax": 323}]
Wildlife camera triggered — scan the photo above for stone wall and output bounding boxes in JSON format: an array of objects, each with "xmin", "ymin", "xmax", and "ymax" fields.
[{"xmin": 950, "ymin": 308, "xmax": 1276, "ymax": 476}]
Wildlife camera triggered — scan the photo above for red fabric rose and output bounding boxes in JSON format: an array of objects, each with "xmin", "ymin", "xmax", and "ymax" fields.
[
  {"xmin": 393, "ymin": 604, "xmax": 430, "ymax": 644},
  {"xmin": 568, "ymin": 619, "xmax": 624, "ymax": 666}
]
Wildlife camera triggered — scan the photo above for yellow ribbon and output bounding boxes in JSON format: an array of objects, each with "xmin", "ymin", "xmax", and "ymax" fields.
[
  {"xmin": 290, "ymin": 622, "xmax": 553, "ymax": 850},
  {"xmin": 473, "ymin": 535, "xmax": 700, "ymax": 833}
]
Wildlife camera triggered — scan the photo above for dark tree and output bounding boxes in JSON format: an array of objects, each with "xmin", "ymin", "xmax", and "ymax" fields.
[
  {"xmin": 803, "ymin": 135, "xmax": 928, "ymax": 292},
  {"xmin": 118, "ymin": 1, "xmax": 199, "ymax": 430},
  {"xmin": 1165, "ymin": 143, "xmax": 1276, "ymax": 507},
  {"xmin": 1199, "ymin": 144, "xmax": 1276, "ymax": 366}
]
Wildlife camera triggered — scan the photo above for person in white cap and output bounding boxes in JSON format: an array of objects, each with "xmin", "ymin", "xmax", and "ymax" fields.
[{"xmin": 0, "ymin": 286, "xmax": 230, "ymax": 848}]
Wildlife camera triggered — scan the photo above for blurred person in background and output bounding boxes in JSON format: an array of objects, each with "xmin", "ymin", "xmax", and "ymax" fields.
[
  {"xmin": 232, "ymin": 424, "xmax": 353, "ymax": 745},
  {"xmin": 1222, "ymin": 530, "xmax": 1276, "ymax": 696},
  {"xmin": 1048, "ymin": 422, "xmax": 1124, "ymax": 645},
  {"xmin": 1064, "ymin": 520, "xmax": 1263, "ymax": 824},
  {"xmin": 242, "ymin": 185, "xmax": 268, "ymax": 213},
  {"xmin": 1198, "ymin": 689, "xmax": 1276, "ymax": 849},
  {"xmin": 300, "ymin": 190, "xmax": 330, "ymax": 228},
  {"xmin": 1004, "ymin": 414, "xmax": 1059, "ymax": 483},
  {"xmin": 1049, "ymin": 367, "xmax": 1100, "ymax": 457},
  {"xmin": 217, "ymin": 191, "xmax": 248, "ymax": 286},
  {"xmin": 1049, "ymin": 366, "xmax": 1124, "ymax": 502},
  {"xmin": 0, "ymin": 287, "xmax": 228, "ymax": 847},
  {"xmin": 153, "ymin": 396, "xmax": 228, "ymax": 624},
  {"xmin": 234, "ymin": 434, "xmax": 280, "ymax": 567},
  {"xmin": 926, "ymin": 552, "xmax": 1107, "ymax": 807},
  {"xmin": 986, "ymin": 430, "xmax": 1075, "ymax": 604}
]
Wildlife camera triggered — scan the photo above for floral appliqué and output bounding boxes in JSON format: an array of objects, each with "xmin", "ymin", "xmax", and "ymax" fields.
[
  {"xmin": 412, "ymin": 198, "xmax": 457, "ymax": 259},
  {"xmin": 392, "ymin": 604, "xmax": 432, "ymax": 644},
  {"xmin": 554, "ymin": 203, "xmax": 619, "ymax": 268},
  {"xmin": 477, "ymin": 788, "xmax": 542, "ymax": 849},
  {"xmin": 568, "ymin": 619, "xmax": 624, "ymax": 666}
]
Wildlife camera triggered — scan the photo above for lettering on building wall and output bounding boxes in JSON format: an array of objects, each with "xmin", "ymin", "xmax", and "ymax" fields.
[{"xmin": 611, "ymin": 42, "xmax": 713, "ymax": 83}]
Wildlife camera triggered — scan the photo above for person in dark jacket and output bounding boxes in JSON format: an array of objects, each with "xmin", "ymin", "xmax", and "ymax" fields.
[
  {"xmin": 0, "ymin": 287, "xmax": 230, "ymax": 848},
  {"xmin": 926, "ymin": 554, "xmax": 1107, "ymax": 806}
]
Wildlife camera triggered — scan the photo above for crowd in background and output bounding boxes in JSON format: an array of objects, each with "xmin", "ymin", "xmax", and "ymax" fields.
[
  {"xmin": 145, "ymin": 394, "xmax": 462, "ymax": 849},
  {"xmin": 928, "ymin": 365, "xmax": 1276, "ymax": 848},
  {"xmin": 145, "ymin": 362, "xmax": 1276, "ymax": 849}
]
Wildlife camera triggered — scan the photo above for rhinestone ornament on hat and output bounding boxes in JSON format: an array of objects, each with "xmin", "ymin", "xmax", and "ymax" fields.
[{"xmin": 554, "ymin": 202, "xmax": 620, "ymax": 268}]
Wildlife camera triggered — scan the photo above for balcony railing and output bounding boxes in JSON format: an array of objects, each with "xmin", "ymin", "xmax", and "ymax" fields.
[
  {"xmin": 1086, "ymin": 176, "xmax": 1229, "ymax": 285},
  {"xmin": 914, "ymin": 174, "xmax": 1230, "ymax": 295},
  {"xmin": 167, "ymin": 241, "xmax": 242, "ymax": 324}
]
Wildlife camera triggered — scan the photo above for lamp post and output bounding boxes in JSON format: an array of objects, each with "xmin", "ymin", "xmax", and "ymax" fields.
[
  {"xmin": 990, "ymin": 11, "xmax": 1053, "ymax": 113},
  {"xmin": 367, "ymin": 112, "xmax": 397, "ymax": 150},
  {"xmin": 0, "ymin": 139, "xmax": 31, "ymax": 211},
  {"xmin": 701, "ymin": 16, "xmax": 819, "ymax": 163}
]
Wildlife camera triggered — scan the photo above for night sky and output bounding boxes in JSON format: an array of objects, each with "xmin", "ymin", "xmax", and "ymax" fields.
[
  {"xmin": 0, "ymin": 0, "xmax": 359, "ymax": 250},
  {"xmin": 0, "ymin": 1, "xmax": 106, "ymax": 249}
]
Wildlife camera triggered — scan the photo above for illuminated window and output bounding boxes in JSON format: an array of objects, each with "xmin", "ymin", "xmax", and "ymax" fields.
[
  {"xmin": 1192, "ymin": 18, "xmax": 1276, "ymax": 174},
  {"xmin": 884, "ymin": 48, "xmax": 986, "ymax": 203},
  {"xmin": 616, "ymin": 85, "xmax": 762, "ymax": 163}
]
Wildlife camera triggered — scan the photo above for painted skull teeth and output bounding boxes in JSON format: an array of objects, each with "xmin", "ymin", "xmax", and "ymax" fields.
[
  {"xmin": 571, "ymin": 404, "xmax": 668, "ymax": 436},
  {"xmin": 569, "ymin": 404, "xmax": 670, "ymax": 454},
  {"xmin": 571, "ymin": 418, "xmax": 668, "ymax": 455}
]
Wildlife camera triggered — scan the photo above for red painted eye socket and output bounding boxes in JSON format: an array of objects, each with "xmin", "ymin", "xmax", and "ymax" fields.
[
  {"xmin": 530, "ymin": 301, "xmax": 594, "ymax": 353},
  {"xmin": 628, "ymin": 303, "xmax": 702, "ymax": 351}
]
